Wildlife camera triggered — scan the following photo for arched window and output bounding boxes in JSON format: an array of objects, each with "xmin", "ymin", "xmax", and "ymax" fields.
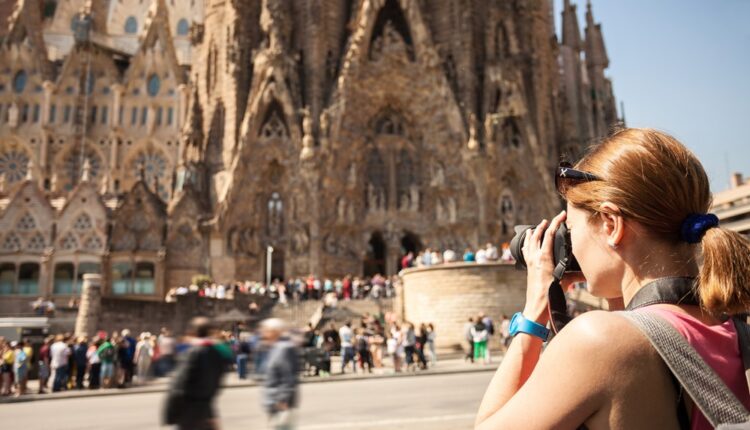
[
  {"xmin": 147, "ymin": 74, "xmax": 161, "ymax": 97},
  {"xmin": 13, "ymin": 70, "xmax": 27, "ymax": 93},
  {"xmin": 53, "ymin": 262, "xmax": 75, "ymax": 295},
  {"xmin": 176, "ymin": 18, "xmax": 190, "ymax": 36},
  {"xmin": 1, "ymin": 233, "xmax": 22, "ymax": 252},
  {"xmin": 267, "ymin": 192, "xmax": 283, "ymax": 236},
  {"xmin": 0, "ymin": 263, "xmax": 15, "ymax": 294},
  {"xmin": 17, "ymin": 262, "xmax": 39, "ymax": 295},
  {"xmin": 63, "ymin": 148, "xmax": 102, "ymax": 191},
  {"xmin": 375, "ymin": 112, "xmax": 404, "ymax": 136},
  {"xmin": 124, "ymin": 16, "xmax": 138, "ymax": 34}
]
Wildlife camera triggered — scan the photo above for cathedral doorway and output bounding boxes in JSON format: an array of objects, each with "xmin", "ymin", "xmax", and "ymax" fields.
[
  {"xmin": 271, "ymin": 248, "xmax": 284, "ymax": 282},
  {"xmin": 363, "ymin": 232, "xmax": 386, "ymax": 277}
]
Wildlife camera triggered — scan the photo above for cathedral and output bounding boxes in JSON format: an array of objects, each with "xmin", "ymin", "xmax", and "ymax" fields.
[{"xmin": 0, "ymin": 0, "xmax": 618, "ymax": 306}]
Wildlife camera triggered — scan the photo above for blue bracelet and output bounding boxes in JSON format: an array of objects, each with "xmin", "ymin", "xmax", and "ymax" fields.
[{"xmin": 509, "ymin": 312, "xmax": 550, "ymax": 341}]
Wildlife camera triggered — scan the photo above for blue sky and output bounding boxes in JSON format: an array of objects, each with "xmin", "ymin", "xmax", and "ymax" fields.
[{"xmin": 556, "ymin": 0, "xmax": 750, "ymax": 191}]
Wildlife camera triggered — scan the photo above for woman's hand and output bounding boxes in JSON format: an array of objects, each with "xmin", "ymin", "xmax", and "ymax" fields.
[{"xmin": 521, "ymin": 211, "xmax": 567, "ymax": 325}]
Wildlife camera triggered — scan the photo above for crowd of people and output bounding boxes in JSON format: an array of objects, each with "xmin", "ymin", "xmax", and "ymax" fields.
[
  {"xmin": 0, "ymin": 328, "xmax": 178, "ymax": 397},
  {"xmin": 401, "ymin": 242, "xmax": 514, "ymax": 269},
  {"xmin": 296, "ymin": 314, "xmax": 437, "ymax": 376},
  {"xmin": 165, "ymin": 274, "xmax": 399, "ymax": 304}
]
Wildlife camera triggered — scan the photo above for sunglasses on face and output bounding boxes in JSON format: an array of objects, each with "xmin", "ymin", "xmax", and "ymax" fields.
[{"xmin": 555, "ymin": 162, "xmax": 602, "ymax": 195}]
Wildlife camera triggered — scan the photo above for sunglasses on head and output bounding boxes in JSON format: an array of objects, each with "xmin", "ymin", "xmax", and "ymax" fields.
[{"xmin": 555, "ymin": 161, "xmax": 602, "ymax": 195}]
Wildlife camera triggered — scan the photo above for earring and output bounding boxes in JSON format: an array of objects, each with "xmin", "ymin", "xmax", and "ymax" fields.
[{"xmin": 608, "ymin": 242, "xmax": 618, "ymax": 249}]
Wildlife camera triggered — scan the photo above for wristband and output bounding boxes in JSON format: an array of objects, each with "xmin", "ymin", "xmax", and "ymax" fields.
[{"xmin": 509, "ymin": 312, "xmax": 550, "ymax": 341}]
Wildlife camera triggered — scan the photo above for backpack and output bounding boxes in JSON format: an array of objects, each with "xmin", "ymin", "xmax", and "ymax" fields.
[
  {"xmin": 622, "ymin": 312, "xmax": 750, "ymax": 429},
  {"xmin": 100, "ymin": 344, "xmax": 115, "ymax": 361}
]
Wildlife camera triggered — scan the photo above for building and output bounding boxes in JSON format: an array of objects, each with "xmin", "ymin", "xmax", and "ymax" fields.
[
  {"xmin": 712, "ymin": 173, "xmax": 750, "ymax": 235},
  {"xmin": 0, "ymin": 0, "xmax": 618, "ymax": 309}
]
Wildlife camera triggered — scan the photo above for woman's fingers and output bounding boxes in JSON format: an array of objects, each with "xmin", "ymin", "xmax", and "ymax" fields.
[{"xmin": 543, "ymin": 211, "xmax": 567, "ymax": 256}]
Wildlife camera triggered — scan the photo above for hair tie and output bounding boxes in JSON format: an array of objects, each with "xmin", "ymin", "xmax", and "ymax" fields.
[{"xmin": 680, "ymin": 213, "xmax": 719, "ymax": 244}]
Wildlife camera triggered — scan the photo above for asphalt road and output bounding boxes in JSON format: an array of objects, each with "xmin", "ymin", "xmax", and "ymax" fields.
[{"xmin": 1, "ymin": 370, "xmax": 495, "ymax": 429}]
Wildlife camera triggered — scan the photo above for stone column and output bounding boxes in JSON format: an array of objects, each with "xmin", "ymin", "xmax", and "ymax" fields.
[{"xmin": 74, "ymin": 274, "xmax": 103, "ymax": 337}]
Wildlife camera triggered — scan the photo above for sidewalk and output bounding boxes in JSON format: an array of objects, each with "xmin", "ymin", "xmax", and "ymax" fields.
[{"xmin": 0, "ymin": 353, "xmax": 501, "ymax": 404}]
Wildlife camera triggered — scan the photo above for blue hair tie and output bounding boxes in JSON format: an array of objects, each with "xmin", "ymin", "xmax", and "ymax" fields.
[{"xmin": 680, "ymin": 213, "xmax": 719, "ymax": 244}]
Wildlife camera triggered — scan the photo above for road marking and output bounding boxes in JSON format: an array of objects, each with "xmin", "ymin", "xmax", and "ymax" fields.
[{"xmin": 298, "ymin": 413, "xmax": 477, "ymax": 429}]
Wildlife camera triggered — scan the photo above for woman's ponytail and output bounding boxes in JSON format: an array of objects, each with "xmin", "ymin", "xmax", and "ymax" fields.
[{"xmin": 699, "ymin": 227, "xmax": 750, "ymax": 315}]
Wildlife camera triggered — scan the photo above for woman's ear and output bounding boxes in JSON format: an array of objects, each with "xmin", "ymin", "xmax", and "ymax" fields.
[{"xmin": 598, "ymin": 202, "xmax": 625, "ymax": 248}]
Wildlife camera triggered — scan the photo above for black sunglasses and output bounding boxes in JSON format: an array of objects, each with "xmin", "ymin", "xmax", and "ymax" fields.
[{"xmin": 555, "ymin": 162, "xmax": 602, "ymax": 195}]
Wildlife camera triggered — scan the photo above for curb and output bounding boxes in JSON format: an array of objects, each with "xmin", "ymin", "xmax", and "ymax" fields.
[{"xmin": 0, "ymin": 364, "xmax": 498, "ymax": 404}]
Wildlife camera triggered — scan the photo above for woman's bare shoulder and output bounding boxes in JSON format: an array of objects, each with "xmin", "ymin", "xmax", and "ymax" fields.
[{"xmin": 549, "ymin": 311, "xmax": 655, "ymax": 364}]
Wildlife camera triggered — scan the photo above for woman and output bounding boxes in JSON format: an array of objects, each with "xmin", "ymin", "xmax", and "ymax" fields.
[
  {"xmin": 12, "ymin": 341, "xmax": 28, "ymax": 396},
  {"xmin": 87, "ymin": 338, "xmax": 102, "ymax": 389},
  {"xmin": 426, "ymin": 323, "xmax": 437, "ymax": 366},
  {"xmin": 134, "ymin": 332, "xmax": 154, "ymax": 385},
  {"xmin": 476, "ymin": 128, "xmax": 750, "ymax": 429}
]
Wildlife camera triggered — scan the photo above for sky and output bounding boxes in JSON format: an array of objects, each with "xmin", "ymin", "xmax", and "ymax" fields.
[{"xmin": 555, "ymin": 0, "xmax": 750, "ymax": 192}]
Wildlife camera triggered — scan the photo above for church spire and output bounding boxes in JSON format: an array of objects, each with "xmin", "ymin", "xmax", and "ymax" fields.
[
  {"xmin": 561, "ymin": 0, "xmax": 581, "ymax": 52},
  {"xmin": 584, "ymin": 1, "xmax": 609, "ymax": 68}
]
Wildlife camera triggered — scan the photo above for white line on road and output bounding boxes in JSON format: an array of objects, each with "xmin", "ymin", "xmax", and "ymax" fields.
[{"xmin": 298, "ymin": 413, "xmax": 477, "ymax": 429}]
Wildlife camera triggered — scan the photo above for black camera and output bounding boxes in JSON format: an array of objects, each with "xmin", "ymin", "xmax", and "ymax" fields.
[{"xmin": 509, "ymin": 223, "xmax": 581, "ymax": 273}]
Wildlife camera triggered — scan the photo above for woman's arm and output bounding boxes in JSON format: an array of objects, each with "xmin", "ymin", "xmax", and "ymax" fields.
[{"xmin": 475, "ymin": 311, "xmax": 628, "ymax": 429}]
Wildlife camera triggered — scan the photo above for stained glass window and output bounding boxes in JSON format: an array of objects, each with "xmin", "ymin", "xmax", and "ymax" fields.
[
  {"xmin": 26, "ymin": 233, "xmax": 46, "ymax": 252},
  {"xmin": 1, "ymin": 233, "xmax": 22, "ymax": 252},
  {"xmin": 0, "ymin": 149, "xmax": 30, "ymax": 183},
  {"xmin": 147, "ymin": 74, "xmax": 160, "ymax": 97},
  {"xmin": 73, "ymin": 213, "xmax": 93, "ymax": 231},
  {"xmin": 59, "ymin": 232, "xmax": 78, "ymax": 250},
  {"xmin": 13, "ymin": 70, "xmax": 27, "ymax": 93},
  {"xmin": 176, "ymin": 18, "xmax": 190, "ymax": 36},
  {"xmin": 124, "ymin": 16, "xmax": 138, "ymax": 34},
  {"xmin": 16, "ymin": 213, "xmax": 36, "ymax": 231}
]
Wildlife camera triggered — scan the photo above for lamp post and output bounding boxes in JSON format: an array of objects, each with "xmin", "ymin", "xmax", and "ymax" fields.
[{"xmin": 266, "ymin": 246, "xmax": 274, "ymax": 287}]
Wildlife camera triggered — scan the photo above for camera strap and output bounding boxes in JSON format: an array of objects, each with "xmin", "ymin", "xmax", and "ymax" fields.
[
  {"xmin": 625, "ymin": 277, "xmax": 699, "ymax": 310},
  {"xmin": 547, "ymin": 259, "xmax": 572, "ymax": 334}
]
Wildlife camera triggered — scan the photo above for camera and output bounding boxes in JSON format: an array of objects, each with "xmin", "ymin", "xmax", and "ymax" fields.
[{"xmin": 509, "ymin": 223, "xmax": 581, "ymax": 273}]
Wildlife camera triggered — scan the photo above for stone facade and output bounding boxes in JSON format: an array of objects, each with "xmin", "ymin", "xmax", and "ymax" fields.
[
  {"xmin": 0, "ymin": 0, "xmax": 618, "ymax": 307},
  {"xmin": 400, "ymin": 262, "xmax": 527, "ymax": 351}
]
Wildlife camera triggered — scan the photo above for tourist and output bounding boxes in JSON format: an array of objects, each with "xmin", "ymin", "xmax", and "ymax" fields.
[
  {"xmin": 443, "ymin": 248, "xmax": 457, "ymax": 263},
  {"xmin": 87, "ymin": 338, "xmax": 101, "ymax": 389},
  {"xmin": 97, "ymin": 336, "xmax": 116, "ymax": 388},
  {"xmin": 0, "ymin": 338, "xmax": 13, "ymax": 395},
  {"xmin": 356, "ymin": 327, "xmax": 373, "ymax": 373},
  {"xmin": 163, "ymin": 317, "xmax": 230, "ymax": 430},
  {"xmin": 134, "ymin": 332, "xmax": 154, "ymax": 385},
  {"xmin": 50, "ymin": 334, "xmax": 70, "ymax": 392},
  {"xmin": 476, "ymin": 247, "xmax": 488, "ymax": 264},
  {"xmin": 485, "ymin": 243, "xmax": 499, "ymax": 261},
  {"xmin": 426, "ymin": 323, "xmax": 437, "ymax": 366},
  {"xmin": 12, "ymin": 341, "xmax": 28, "ymax": 396},
  {"xmin": 401, "ymin": 251, "xmax": 414, "ymax": 269},
  {"xmin": 235, "ymin": 333, "xmax": 251, "ymax": 380},
  {"xmin": 339, "ymin": 321, "xmax": 355, "ymax": 374},
  {"xmin": 464, "ymin": 317, "xmax": 475, "ymax": 363},
  {"xmin": 481, "ymin": 312, "xmax": 495, "ymax": 363},
  {"xmin": 37, "ymin": 336, "xmax": 51, "ymax": 393},
  {"xmin": 402, "ymin": 323, "xmax": 417, "ymax": 371},
  {"xmin": 387, "ymin": 323, "xmax": 404, "ymax": 372},
  {"xmin": 73, "ymin": 337, "xmax": 89, "ymax": 389},
  {"xmin": 463, "ymin": 248, "xmax": 475, "ymax": 262},
  {"xmin": 415, "ymin": 324, "xmax": 429, "ymax": 370},
  {"xmin": 476, "ymin": 128, "xmax": 750, "ymax": 428},
  {"xmin": 422, "ymin": 248, "xmax": 433, "ymax": 266},
  {"xmin": 471, "ymin": 317, "xmax": 489, "ymax": 365},
  {"xmin": 500, "ymin": 242, "xmax": 513, "ymax": 262},
  {"xmin": 260, "ymin": 318, "xmax": 300, "ymax": 429},
  {"xmin": 157, "ymin": 327, "xmax": 176, "ymax": 375},
  {"xmin": 120, "ymin": 329, "xmax": 137, "ymax": 386}
]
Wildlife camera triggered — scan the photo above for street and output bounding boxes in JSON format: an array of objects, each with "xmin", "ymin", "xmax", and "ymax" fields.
[{"xmin": 1, "ymin": 370, "xmax": 494, "ymax": 429}]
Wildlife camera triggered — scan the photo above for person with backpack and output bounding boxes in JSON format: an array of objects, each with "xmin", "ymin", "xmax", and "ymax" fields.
[
  {"xmin": 96, "ymin": 337, "xmax": 116, "ymax": 388},
  {"xmin": 476, "ymin": 128, "xmax": 750, "ymax": 429}
]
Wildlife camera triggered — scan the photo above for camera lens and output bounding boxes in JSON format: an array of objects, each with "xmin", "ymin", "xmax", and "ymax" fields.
[{"xmin": 508, "ymin": 223, "xmax": 580, "ymax": 273}]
